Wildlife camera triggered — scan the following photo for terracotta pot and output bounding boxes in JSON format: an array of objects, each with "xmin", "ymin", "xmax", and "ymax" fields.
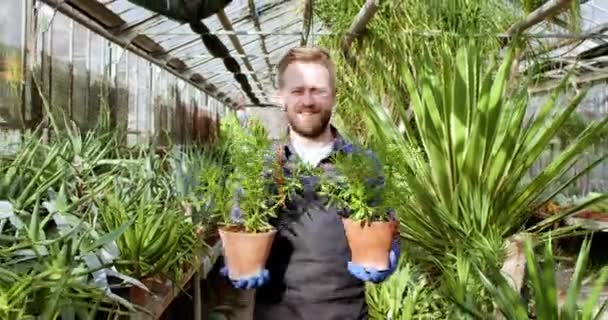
[
  {"xmin": 342, "ymin": 217, "xmax": 397, "ymax": 270},
  {"xmin": 128, "ymin": 276, "xmax": 165, "ymax": 307},
  {"xmin": 218, "ymin": 227, "xmax": 276, "ymax": 279}
]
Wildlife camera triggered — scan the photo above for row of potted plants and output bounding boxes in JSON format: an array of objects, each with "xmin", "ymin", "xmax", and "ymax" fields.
[{"xmin": 0, "ymin": 95, "xmax": 225, "ymax": 318}]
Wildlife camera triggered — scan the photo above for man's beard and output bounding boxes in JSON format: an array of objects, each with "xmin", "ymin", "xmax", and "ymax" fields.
[{"xmin": 286, "ymin": 105, "xmax": 332, "ymax": 138}]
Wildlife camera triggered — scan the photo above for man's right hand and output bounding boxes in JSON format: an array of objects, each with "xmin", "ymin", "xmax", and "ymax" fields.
[{"xmin": 220, "ymin": 266, "xmax": 270, "ymax": 290}]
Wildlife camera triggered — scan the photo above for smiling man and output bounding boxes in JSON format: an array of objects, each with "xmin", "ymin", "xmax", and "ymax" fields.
[{"xmin": 220, "ymin": 47, "xmax": 400, "ymax": 320}]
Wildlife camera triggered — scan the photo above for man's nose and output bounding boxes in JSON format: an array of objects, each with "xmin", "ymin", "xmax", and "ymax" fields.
[{"xmin": 301, "ymin": 91, "xmax": 314, "ymax": 106}]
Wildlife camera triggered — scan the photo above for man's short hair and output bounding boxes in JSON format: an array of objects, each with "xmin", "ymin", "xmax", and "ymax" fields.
[{"xmin": 276, "ymin": 47, "xmax": 336, "ymax": 91}]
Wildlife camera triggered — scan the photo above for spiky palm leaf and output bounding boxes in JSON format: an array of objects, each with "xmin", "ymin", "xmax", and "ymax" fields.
[
  {"xmin": 361, "ymin": 39, "xmax": 607, "ymax": 298},
  {"xmin": 457, "ymin": 237, "xmax": 608, "ymax": 319}
]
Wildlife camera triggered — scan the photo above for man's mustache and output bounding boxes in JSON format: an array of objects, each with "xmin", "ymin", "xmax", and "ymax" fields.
[{"xmin": 293, "ymin": 105, "xmax": 321, "ymax": 113}]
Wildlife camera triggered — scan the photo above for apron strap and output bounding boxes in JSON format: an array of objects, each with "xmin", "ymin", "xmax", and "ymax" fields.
[
  {"xmin": 274, "ymin": 145, "xmax": 286, "ymax": 206},
  {"xmin": 274, "ymin": 145, "xmax": 285, "ymax": 185}
]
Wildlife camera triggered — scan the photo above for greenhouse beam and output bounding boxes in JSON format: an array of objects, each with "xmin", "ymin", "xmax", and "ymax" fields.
[
  {"xmin": 341, "ymin": 0, "xmax": 379, "ymax": 58},
  {"xmin": 300, "ymin": 0, "xmax": 313, "ymax": 46},
  {"xmin": 528, "ymin": 69, "xmax": 608, "ymax": 94},
  {"xmin": 506, "ymin": 0, "xmax": 572, "ymax": 36},
  {"xmin": 531, "ymin": 22, "xmax": 608, "ymax": 57},
  {"xmin": 248, "ymin": 0, "xmax": 276, "ymax": 88},
  {"xmin": 216, "ymin": 9, "xmax": 270, "ymax": 102},
  {"xmin": 39, "ymin": 0, "xmax": 236, "ymax": 109}
]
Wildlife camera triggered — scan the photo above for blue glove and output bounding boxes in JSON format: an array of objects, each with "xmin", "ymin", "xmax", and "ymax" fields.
[
  {"xmin": 220, "ymin": 265, "xmax": 270, "ymax": 290},
  {"xmin": 347, "ymin": 232, "xmax": 401, "ymax": 284}
]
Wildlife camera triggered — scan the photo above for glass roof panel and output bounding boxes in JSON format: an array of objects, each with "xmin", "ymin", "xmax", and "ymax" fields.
[
  {"xmin": 82, "ymin": 0, "xmax": 608, "ymax": 99},
  {"xmin": 46, "ymin": 0, "xmax": 326, "ymax": 106}
]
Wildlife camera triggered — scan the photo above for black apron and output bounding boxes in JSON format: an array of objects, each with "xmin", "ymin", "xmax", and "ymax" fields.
[{"xmin": 253, "ymin": 148, "xmax": 368, "ymax": 320}]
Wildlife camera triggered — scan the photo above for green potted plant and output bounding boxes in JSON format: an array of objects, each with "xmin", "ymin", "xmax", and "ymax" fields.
[
  {"xmin": 319, "ymin": 147, "xmax": 399, "ymax": 270},
  {"xmin": 358, "ymin": 40, "xmax": 608, "ymax": 312},
  {"xmin": 213, "ymin": 115, "xmax": 298, "ymax": 280}
]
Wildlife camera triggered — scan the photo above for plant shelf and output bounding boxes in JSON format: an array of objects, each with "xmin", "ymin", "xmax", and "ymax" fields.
[{"xmin": 130, "ymin": 240, "xmax": 223, "ymax": 319}]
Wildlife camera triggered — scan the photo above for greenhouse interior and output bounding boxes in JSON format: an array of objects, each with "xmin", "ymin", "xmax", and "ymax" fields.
[{"xmin": 1, "ymin": 0, "xmax": 608, "ymax": 319}]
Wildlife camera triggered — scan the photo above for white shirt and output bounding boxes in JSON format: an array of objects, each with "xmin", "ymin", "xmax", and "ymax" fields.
[{"xmin": 292, "ymin": 140, "xmax": 334, "ymax": 167}]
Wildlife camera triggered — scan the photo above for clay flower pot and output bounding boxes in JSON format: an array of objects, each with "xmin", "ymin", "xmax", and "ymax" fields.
[
  {"xmin": 128, "ymin": 276, "xmax": 166, "ymax": 307},
  {"xmin": 342, "ymin": 217, "xmax": 397, "ymax": 270},
  {"xmin": 218, "ymin": 226, "xmax": 277, "ymax": 279}
]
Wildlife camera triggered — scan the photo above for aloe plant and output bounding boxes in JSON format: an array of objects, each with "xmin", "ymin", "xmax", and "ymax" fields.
[
  {"xmin": 0, "ymin": 193, "xmax": 143, "ymax": 318},
  {"xmin": 0, "ymin": 91, "xmax": 216, "ymax": 318}
]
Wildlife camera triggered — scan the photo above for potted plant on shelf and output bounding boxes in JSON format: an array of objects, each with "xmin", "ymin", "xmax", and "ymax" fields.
[
  {"xmin": 319, "ymin": 147, "xmax": 399, "ymax": 270},
  {"xmin": 212, "ymin": 115, "xmax": 299, "ymax": 280}
]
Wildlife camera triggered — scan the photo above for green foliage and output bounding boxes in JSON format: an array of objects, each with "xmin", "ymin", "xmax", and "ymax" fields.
[
  {"xmin": 168, "ymin": 145, "xmax": 228, "ymax": 228},
  {"xmin": 0, "ymin": 82, "xmax": 217, "ymax": 317},
  {"xmin": 366, "ymin": 257, "xmax": 449, "ymax": 319},
  {"xmin": 368, "ymin": 39, "xmax": 606, "ymax": 261},
  {"xmin": 97, "ymin": 183, "xmax": 199, "ymax": 280},
  {"xmin": 0, "ymin": 119, "xmax": 138, "ymax": 317},
  {"xmin": 456, "ymin": 237, "xmax": 608, "ymax": 319},
  {"xmin": 314, "ymin": 0, "xmax": 520, "ymax": 143},
  {"xmin": 356, "ymin": 39, "xmax": 608, "ymax": 314},
  {"xmin": 318, "ymin": 145, "xmax": 403, "ymax": 223},
  {"xmin": 314, "ymin": 0, "xmax": 581, "ymax": 144},
  {"xmin": 212, "ymin": 114, "xmax": 301, "ymax": 233},
  {"xmin": 557, "ymin": 113, "xmax": 608, "ymax": 146},
  {"xmin": 222, "ymin": 114, "xmax": 273, "ymax": 232}
]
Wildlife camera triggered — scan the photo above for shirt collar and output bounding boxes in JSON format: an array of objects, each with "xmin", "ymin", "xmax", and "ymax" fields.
[{"xmin": 280, "ymin": 125, "xmax": 354, "ymax": 163}]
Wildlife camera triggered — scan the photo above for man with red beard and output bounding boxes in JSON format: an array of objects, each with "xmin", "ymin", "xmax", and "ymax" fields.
[{"xmin": 220, "ymin": 47, "xmax": 400, "ymax": 319}]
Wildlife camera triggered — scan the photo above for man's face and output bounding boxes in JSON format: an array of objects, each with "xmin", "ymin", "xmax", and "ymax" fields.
[{"xmin": 279, "ymin": 61, "xmax": 335, "ymax": 138}]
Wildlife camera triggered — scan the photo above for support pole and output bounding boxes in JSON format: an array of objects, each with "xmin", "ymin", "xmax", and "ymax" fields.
[
  {"xmin": 530, "ymin": 22, "xmax": 608, "ymax": 58},
  {"xmin": 341, "ymin": 0, "xmax": 379, "ymax": 58},
  {"xmin": 248, "ymin": 0, "xmax": 277, "ymax": 88},
  {"xmin": 506, "ymin": 0, "xmax": 572, "ymax": 36},
  {"xmin": 300, "ymin": 0, "xmax": 313, "ymax": 46},
  {"xmin": 193, "ymin": 273, "xmax": 201, "ymax": 320}
]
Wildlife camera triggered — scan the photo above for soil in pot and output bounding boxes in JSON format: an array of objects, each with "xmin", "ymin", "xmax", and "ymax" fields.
[
  {"xmin": 218, "ymin": 226, "xmax": 277, "ymax": 280},
  {"xmin": 342, "ymin": 218, "xmax": 397, "ymax": 270}
]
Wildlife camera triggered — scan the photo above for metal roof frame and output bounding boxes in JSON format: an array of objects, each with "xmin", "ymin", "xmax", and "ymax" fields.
[
  {"xmin": 523, "ymin": 0, "xmax": 608, "ymax": 93},
  {"xmin": 39, "ymin": 0, "xmax": 327, "ymax": 109},
  {"xmin": 39, "ymin": 0, "xmax": 608, "ymax": 103}
]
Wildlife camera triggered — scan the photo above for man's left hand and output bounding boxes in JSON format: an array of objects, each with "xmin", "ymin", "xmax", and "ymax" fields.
[{"xmin": 347, "ymin": 233, "xmax": 401, "ymax": 284}]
